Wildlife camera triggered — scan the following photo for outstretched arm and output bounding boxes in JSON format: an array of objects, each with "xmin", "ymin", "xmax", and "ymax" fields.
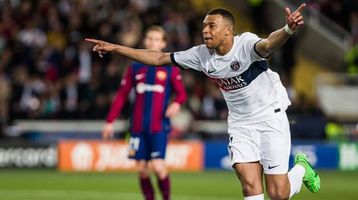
[
  {"xmin": 85, "ymin": 39, "xmax": 172, "ymax": 66},
  {"xmin": 255, "ymin": 3, "xmax": 305, "ymax": 58}
]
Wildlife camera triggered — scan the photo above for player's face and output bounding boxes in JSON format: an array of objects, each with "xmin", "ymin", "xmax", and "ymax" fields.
[
  {"xmin": 202, "ymin": 14, "xmax": 230, "ymax": 49},
  {"xmin": 143, "ymin": 30, "xmax": 167, "ymax": 51}
]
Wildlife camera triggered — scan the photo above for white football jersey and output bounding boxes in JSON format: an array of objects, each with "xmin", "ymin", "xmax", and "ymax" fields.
[{"xmin": 171, "ymin": 32, "xmax": 291, "ymax": 131}]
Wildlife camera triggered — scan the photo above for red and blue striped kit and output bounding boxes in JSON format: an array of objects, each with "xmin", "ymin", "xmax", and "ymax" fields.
[{"xmin": 106, "ymin": 62, "xmax": 187, "ymax": 134}]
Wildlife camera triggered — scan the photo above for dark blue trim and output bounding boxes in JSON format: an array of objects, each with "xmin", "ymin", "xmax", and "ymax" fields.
[
  {"xmin": 242, "ymin": 60, "xmax": 269, "ymax": 84},
  {"xmin": 254, "ymin": 39, "xmax": 271, "ymax": 59},
  {"xmin": 170, "ymin": 53, "xmax": 185, "ymax": 70}
]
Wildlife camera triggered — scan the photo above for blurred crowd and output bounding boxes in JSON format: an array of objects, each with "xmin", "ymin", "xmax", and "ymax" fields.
[
  {"xmin": 0, "ymin": 0, "xmax": 219, "ymax": 125},
  {"xmin": 0, "ymin": 0, "xmax": 356, "ymax": 139}
]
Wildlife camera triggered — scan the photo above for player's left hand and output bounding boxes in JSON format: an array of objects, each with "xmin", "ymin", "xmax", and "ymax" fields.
[
  {"xmin": 285, "ymin": 3, "xmax": 305, "ymax": 32},
  {"xmin": 165, "ymin": 102, "xmax": 181, "ymax": 118}
]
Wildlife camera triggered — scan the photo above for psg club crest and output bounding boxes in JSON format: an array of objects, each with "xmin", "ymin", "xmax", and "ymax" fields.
[{"xmin": 230, "ymin": 61, "xmax": 240, "ymax": 71}]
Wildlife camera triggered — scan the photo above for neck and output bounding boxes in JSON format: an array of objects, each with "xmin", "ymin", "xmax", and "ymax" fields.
[{"xmin": 215, "ymin": 36, "xmax": 234, "ymax": 56}]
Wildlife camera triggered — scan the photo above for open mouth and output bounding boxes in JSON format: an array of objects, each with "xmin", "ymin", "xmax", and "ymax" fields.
[{"xmin": 203, "ymin": 36, "xmax": 213, "ymax": 42}]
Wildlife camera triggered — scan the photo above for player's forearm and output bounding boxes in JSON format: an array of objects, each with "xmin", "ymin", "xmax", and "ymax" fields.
[
  {"xmin": 257, "ymin": 27, "xmax": 291, "ymax": 57},
  {"xmin": 112, "ymin": 45, "xmax": 171, "ymax": 66},
  {"xmin": 173, "ymin": 92, "xmax": 187, "ymax": 105},
  {"xmin": 267, "ymin": 27, "xmax": 291, "ymax": 50},
  {"xmin": 106, "ymin": 102, "xmax": 122, "ymax": 123}
]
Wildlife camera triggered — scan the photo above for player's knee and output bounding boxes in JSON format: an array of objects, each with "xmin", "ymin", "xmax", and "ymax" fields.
[
  {"xmin": 138, "ymin": 168, "xmax": 150, "ymax": 178},
  {"xmin": 151, "ymin": 160, "xmax": 167, "ymax": 178},
  {"xmin": 138, "ymin": 169, "xmax": 150, "ymax": 178},
  {"xmin": 241, "ymin": 182, "xmax": 262, "ymax": 196},
  {"xmin": 267, "ymin": 188, "xmax": 289, "ymax": 200},
  {"xmin": 238, "ymin": 174, "xmax": 263, "ymax": 196},
  {"xmin": 152, "ymin": 163, "xmax": 166, "ymax": 174},
  {"xmin": 266, "ymin": 176, "xmax": 290, "ymax": 200},
  {"xmin": 137, "ymin": 162, "xmax": 150, "ymax": 178}
]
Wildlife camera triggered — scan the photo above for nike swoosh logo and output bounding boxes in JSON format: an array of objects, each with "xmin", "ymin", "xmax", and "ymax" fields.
[
  {"xmin": 135, "ymin": 74, "xmax": 145, "ymax": 80},
  {"xmin": 268, "ymin": 165, "xmax": 280, "ymax": 169},
  {"xmin": 208, "ymin": 69, "xmax": 215, "ymax": 73}
]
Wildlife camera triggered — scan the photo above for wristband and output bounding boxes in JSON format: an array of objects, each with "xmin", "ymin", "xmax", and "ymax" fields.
[{"xmin": 284, "ymin": 24, "xmax": 294, "ymax": 35}]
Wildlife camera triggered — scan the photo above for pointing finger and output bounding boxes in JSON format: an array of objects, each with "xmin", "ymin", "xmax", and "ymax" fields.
[
  {"xmin": 285, "ymin": 7, "xmax": 291, "ymax": 17},
  {"xmin": 85, "ymin": 38, "xmax": 100, "ymax": 44},
  {"xmin": 294, "ymin": 3, "xmax": 306, "ymax": 14}
]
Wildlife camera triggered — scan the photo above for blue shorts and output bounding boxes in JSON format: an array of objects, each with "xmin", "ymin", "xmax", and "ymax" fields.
[{"xmin": 128, "ymin": 131, "xmax": 169, "ymax": 161}]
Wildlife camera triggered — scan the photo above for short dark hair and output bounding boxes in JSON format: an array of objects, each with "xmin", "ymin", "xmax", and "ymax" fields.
[{"xmin": 207, "ymin": 8, "xmax": 235, "ymax": 25}]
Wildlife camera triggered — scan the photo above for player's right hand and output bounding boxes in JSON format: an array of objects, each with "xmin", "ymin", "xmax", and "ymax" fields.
[
  {"xmin": 102, "ymin": 123, "xmax": 114, "ymax": 140},
  {"xmin": 85, "ymin": 38, "xmax": 116, "ymax": 57},
  {"xmin": 285, "ymin": 3, "xmax": 305, "ymax": 32}
]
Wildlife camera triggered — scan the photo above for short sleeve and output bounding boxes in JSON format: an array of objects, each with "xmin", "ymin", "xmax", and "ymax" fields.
[
  {"xmin": 170, "ymin": 46, "xmax": 201, "ymax": 71},
  {"xmin": 240, "ymin": 32, "xmax": 265, "ymax": 61}
]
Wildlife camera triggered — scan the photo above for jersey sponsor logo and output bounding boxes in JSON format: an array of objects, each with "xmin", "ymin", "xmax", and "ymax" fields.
[
  {"xmin": 136, "ymin": 82, "xmax": 164, "ymax": 93},
  {"xmin": 156, "ymin": 71, "xmax": 167, "ymax": 80},
  {"xmin": 230, "ymin": 61, "xmax": 240, "ymax": 71},
  {"xmin": 135, "ymin": 73, "xmax": 146, "ymax": 80},
  {"xmin": 214, "ymin": 60, "xmax": 269, "ymax": 91},
  {"xmin": 214, "ymin": 75, "xmax": 248, "ymax": 91}
]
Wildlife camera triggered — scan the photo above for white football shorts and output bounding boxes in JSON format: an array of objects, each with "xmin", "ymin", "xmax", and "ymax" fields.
[{"xmin": 227, "ymin": 110, "xmax": 291, "ymax": 174}]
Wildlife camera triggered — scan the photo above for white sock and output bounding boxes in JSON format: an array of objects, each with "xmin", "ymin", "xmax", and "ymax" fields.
[
  {"xmin": 244, "ymin": 194, "xmax": 264, "ymax": 200},
  {"xmin": 288, "ymin": 164, "xmax": 305, "ymax": 198}
]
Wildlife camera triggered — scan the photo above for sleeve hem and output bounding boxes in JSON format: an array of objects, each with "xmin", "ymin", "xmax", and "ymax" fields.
[
  {"xmin": 170, "ymin": 53, "xmax": 185, "ymax": 70},
  {"xmin": 254, "ymin": 39, "xmax": 271, "ymax": 59}
]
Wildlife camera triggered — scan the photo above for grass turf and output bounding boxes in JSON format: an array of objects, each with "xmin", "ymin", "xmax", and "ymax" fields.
[{"xmin": 0, "ymin": 169, "xmax": 357, "ymax": 200}]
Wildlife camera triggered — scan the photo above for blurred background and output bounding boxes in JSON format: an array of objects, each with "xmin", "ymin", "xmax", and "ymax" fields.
[{"xmin": 0, "ymin": 0, "xmax": 358, "ymax": 199}]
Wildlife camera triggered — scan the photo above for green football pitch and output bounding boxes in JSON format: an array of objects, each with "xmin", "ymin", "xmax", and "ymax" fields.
[{"xmin": 0, "ymin": 169, "xmax": 357, "ymax": 200}]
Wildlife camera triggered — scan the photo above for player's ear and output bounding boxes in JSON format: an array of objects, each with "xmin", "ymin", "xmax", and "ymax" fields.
[{"xmin": 226, "ymin": 25, "xmax": 233, "ymax": 36}]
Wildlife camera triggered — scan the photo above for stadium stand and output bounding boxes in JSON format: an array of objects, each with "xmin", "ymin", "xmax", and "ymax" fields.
[{"xmin": 0, "ymin": 0, "xmax": 357, "ymax": 141}]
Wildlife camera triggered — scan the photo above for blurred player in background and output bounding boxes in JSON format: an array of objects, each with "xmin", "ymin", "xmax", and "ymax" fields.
[
  {"xmin": 87, "ymin": 3, "xmax": 320, "ymax": 200},
  {"xmin": 101, "ymin": 26, "xmax": 187, "ymax": 200}
]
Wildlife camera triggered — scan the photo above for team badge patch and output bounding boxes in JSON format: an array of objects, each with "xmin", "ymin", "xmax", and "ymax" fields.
[
  {"xmin": 230, "ymin": 61, "xmax": 240, "ymax": 71},
  {"xmin": 156, "ymin": 71, "xmax": 167, "ymax": 80}
]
